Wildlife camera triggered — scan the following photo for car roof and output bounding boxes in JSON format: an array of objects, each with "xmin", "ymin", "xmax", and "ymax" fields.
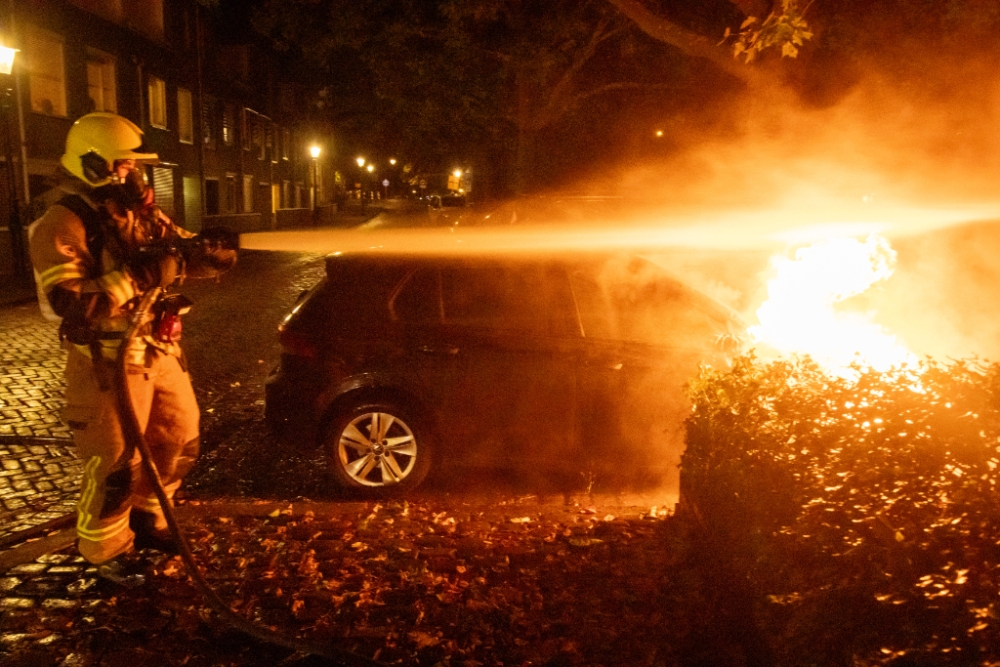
[{"xmin": 324, "ymin": 252, "xmax": 744, "ymax": 327}]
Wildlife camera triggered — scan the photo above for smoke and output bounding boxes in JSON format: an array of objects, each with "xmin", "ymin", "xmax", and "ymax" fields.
[
  {"xmin": 249, "ymin": 30, "xmax": 1000, "ymax": 500},
  {"xmin": 577, "ymin": 45, "xmax": 1000, "ymax": 364}
]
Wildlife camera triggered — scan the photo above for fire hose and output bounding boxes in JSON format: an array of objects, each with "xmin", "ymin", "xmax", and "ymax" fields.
[{"xmin": 114, "ymin": 287, "xmax": 386, "ymax": 666}]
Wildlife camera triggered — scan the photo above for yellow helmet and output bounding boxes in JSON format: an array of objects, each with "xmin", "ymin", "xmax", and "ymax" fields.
[{"xmin": 60, "ymin": 112, "xmax": 158, "ymax": 187}]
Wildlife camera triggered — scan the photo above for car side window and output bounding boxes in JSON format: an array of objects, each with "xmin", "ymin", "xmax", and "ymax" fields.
[
  {"xmin": 569, "ymin": 271, "xmax": 616, "ymax": 340},
  {"xmin": 571, "ymin": 267, "xmax": 727, "ymax": 344},
  {"xmin": 441, "ymin": 264, "xmax": 574, "ymax": 336},
  {"xmin": 390, "ymin": 268, "xmax": 442, "ymax": 323}
]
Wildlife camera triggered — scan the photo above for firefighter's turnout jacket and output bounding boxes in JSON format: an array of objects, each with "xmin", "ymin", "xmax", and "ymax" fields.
[{"xmin": 29, "ymin": 177, "xmax": 201, "ymax": 565}]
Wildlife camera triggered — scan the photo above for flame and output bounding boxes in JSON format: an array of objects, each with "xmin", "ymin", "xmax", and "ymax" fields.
[{"xmin": 749, "ymin": 234, "xmax": 917, "ymax": 375}]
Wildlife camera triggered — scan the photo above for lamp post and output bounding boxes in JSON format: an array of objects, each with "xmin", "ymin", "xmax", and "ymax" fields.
[
  {"xmin": 387, "ymin": 158, "xmax": 397, "ymax": 197},
  {"xmin": 309, "ymin": 144, "xmax": 320, "ymax": 225},
  {"xmin": 0, "ymin": 41, "xmax": 24, "ymax": 280},
  {"xmin": 366, "ymin": 163, "xmax": 375, "ymax": 202},
  {"xmin": 355, "ymin": 157, "xmax": 366, "ymax": 206}
]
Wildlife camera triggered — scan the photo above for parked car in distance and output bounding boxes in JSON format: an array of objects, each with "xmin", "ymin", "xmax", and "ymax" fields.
[
  {"xmin": 265, "ymin": 252, "xmax": 744, "ymax": 498},
  {"xmin": 424, "ymin": 193, "xmax": 468, "ymax": 226}
]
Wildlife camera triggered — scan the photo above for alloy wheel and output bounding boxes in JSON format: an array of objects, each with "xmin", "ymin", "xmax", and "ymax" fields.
[{"xmin": 337, "ymin": 411, "xmax": 418, "ymax": 487}]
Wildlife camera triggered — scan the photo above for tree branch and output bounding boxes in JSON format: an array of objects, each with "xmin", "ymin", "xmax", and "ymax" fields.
[
  {"xmin": 603, "ymin": 0, "xmax": 755, "ymax": 84},
  {"xmin": 534, "ymin": 15, "xmax": 627, "ymax": 130}
]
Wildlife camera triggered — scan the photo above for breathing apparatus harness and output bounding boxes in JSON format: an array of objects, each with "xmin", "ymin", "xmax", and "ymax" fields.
[{"xmin": 115, "ymin": 292, "xmax": 385, "ymax": 666}]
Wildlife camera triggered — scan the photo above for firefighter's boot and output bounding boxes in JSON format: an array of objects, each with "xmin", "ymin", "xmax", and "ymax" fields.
[
  {"xmin": 130, "ymin": 510, "xmax": 180, "ymax": 555},
  {"xmin": 96, "ymin": 551, "xmax": 147, "ymax": 588}
]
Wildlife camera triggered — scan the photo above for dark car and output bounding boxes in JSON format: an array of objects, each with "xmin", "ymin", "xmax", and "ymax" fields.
[{"xmin": 265, "ymin": 252, "xmax": 743, "ymax": 497}]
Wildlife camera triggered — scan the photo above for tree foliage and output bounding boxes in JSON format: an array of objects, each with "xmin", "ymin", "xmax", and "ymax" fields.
[
  {"xmin": 682, "ymin": 354, "xmax": 1000, "ymax": 664},
  {"xmin": 723, "ymin": 0, "xmax": 814, "ymax": 62},
  {"xmin": 250, "ymin": 0, "xmax": 712, "ymax": 194},
  {"xmin": 248, "ymin": 0, "xmax": 1000, "ymax": 192}
]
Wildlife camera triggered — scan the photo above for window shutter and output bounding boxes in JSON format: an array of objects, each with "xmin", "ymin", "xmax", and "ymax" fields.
[{"xmin": 152, "ymin": 166, "xmax": 175, "ymax": 218}]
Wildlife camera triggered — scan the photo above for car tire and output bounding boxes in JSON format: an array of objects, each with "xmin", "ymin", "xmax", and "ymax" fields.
[{"xmin": 323, "ymin": 401, "xmax": 432, "ymax": 496}]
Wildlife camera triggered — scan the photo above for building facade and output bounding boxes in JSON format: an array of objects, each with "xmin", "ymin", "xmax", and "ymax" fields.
[{"xmin": 0, "ymin": 0, "xmax": 331, "ymax": 281}]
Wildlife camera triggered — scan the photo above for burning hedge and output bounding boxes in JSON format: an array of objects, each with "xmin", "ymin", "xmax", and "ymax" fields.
[{"xmin": 681, "ymin": 354, "xmax": 1000, "ymax": 665}]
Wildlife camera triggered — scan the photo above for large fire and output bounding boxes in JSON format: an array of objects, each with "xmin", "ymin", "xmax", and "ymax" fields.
[{"xmin": 749, "ymin": 234, "xmax": 917, "ymax": 376}]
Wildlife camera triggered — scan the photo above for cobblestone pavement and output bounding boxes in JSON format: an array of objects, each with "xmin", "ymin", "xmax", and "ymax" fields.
[
  {"xmin": 0, "ymin": 303, "xmax": 78, "ymax": 544},
  {"xmin": 0, "ymin": 303, "xmax": 68, "ymax": 440}
]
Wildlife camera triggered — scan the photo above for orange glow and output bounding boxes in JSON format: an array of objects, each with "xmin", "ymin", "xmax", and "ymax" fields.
[{"xmin": 749, "ymin": 235, "xmax": 917, "ymax": 375}]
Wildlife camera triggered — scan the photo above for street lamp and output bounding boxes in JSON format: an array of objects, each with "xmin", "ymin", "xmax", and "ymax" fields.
[
  {"xmin": 309, "ymin": 144, "xmax": 321, "ymax": 224},
  {"xmin": 0, "ymin": 42, "xmax": 24, "ymax": 279},
  {"xmin": 356, "ymin": 157, "xmax": 365, "ymax": 168},
  {"xmin": 0, "ymin": 45, "xmax": 17, "ymax": 76}
]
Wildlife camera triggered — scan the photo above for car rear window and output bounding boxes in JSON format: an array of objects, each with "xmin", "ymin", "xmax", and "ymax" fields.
[
  {"xmin": 390, "ymin": 268, "xmax": 442, "ymax": 323},
  {"xmin": 306, "ymin": 259, "xmax": 411, "ymax": 333}
]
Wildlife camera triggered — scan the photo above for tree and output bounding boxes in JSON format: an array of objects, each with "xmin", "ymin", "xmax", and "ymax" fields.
[
  {"xmin": 608, "ymin": 0, "xmax": 1000, "ymax": 93},
  {"xmin": 252, "ymin": 0, "xmax": 715, "ymax": 195},
  {"xmin": 251, "ymin": 0, "xmax": 1000, "ymax": 195}
]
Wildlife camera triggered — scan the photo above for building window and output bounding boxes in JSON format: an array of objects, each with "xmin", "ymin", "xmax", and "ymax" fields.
[
  {"xmin": 253, "ymin": 118, "xmax": 265, "ymax": 160},
  {"xmin": 242, "ymin": 174, "xmax": 254, "ymax": 212},
  {"xmin": 86, "ymin": 49, "xmax": 116, "ymax": 113},
  {"xmin": 241, "ymin": 108, "xmax": 252, "ymax": 151},
  {"xmin": 133, "ymin": 0, "xmax": 165, "ymax": 41},
  {"xmin": 177, "ymin": 87, "xmax": 193, "ymax": 144},
  {"xmin": 202, "ymin": 96, "xmax": 216, "ymax": 150},
  {"xmin": 25, "ymin": 26, "xmax": 67, "ymax": 117},
  {"xmin": 225, "ymin": 174, "xmax": 237, "ymax": 213},
  {"xmin": 204, "ymin": 178, "xmax": 220, "ymax": 216},
  {"xmin": 267, "ymin": 123, "xmax": 276, "ymax": 163},
  {"xmin": 182, "ymin": 7, "xmax": 195, "ymax": 51},
  {"xmin": 148, "ymin": 76, "xmax": 167, "ymax": 129},
  {"xmin": 222, "ymin": 105, "xmax": 235, "ymax": 146}
]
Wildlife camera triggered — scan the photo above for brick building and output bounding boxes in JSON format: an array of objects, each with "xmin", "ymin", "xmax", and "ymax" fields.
[{"xmin": 0, "ymin": 0, "xmax": 334, "ymax": 282}]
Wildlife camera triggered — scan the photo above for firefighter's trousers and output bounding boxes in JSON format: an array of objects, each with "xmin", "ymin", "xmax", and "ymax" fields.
[{"xmin": 62, "ymin": 345, "xmax": 200, "ymax": 564}]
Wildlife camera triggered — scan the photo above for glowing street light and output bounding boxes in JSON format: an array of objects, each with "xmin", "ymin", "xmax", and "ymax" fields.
[
  {"xmin": 655, "ymin": 130, "xmax": 664, "ymax": 137},
  {"xmin": 0, "ymin": 45, "xmax": 18, "ymax": 76},
  {"xmin": 309, "ymin": 144, "xmax": 321, "ymax": 221},
  {"xmin": 389, "ymin": 158, "xmax": 397, "ymax": 166},
  {"xmin": 356, "ymin": 157, "xmax": 366, "ymax": 167},
  {"xmin": 453, "ymin": 169, "xmax": 463, "ymax": 178},
  {"xmin": 366, "ymin": 164, "xmax": 374, "ymax": 173}
]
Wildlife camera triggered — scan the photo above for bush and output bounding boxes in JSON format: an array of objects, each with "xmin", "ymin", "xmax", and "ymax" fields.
[{"xmin": 680, "ymin": 354, "xmax": 1000, "ymax": 666}]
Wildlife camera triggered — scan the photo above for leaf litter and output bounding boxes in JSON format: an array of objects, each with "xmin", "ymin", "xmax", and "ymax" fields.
[{"xmin": 2, "ymin": 497, "xmax": 693, "ymax": 667}]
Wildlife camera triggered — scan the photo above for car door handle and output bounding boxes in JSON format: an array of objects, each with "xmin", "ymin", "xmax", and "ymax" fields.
[{"xmin": 417, "ymin": 345, "xmax": 459, "ymax": 355}]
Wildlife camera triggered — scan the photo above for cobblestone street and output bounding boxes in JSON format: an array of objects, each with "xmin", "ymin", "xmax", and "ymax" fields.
[{"xmin": 0, "ymin": 303, "xmax": 78, "ymax": 544}]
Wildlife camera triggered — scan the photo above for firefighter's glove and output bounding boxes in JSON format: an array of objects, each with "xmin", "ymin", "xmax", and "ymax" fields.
[
  {"xmin": 130, "ymin": 251, "xmax": 181, "ymax": 291},
  {"xmin": 184, "ymin": 226, "xmax": 239, "ymax": 279}
]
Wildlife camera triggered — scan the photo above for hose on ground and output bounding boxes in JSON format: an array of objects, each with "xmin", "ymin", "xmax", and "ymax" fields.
[{"xmin": 114, "ymin": 287, "xmax": 386, "ymax": 666}]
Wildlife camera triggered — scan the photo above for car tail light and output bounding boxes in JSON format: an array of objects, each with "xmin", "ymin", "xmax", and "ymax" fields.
[{"xmin": 278, "ymin": 325, "xmax": 317, "ymax": 358}]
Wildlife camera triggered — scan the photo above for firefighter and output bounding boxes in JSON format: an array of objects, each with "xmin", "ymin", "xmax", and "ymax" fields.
[{"xmin": 28, "ymin": 112, "xmax": 237, "ymax": 586}]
